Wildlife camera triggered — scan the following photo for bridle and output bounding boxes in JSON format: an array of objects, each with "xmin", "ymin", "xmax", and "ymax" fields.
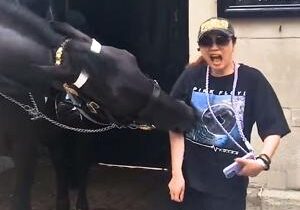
[
  {"xmin": 0, "ymin": 38, "xmax": 158, "ymax": 133},
  {"xmin": 54, "ymin": 38, "xmax": 157, "ymax": 130}
]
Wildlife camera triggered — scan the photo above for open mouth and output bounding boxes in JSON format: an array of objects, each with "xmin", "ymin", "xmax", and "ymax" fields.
[{"xmin": 209, "ymin": 54, "xmax": 222, "ymax": 65}]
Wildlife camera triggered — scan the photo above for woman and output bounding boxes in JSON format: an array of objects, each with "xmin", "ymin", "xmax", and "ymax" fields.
[{"xmin": 168, "ymin": 17, "xmax": 290, "ymax": 210}]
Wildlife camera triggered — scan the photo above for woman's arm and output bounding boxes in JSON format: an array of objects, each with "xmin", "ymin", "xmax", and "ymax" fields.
[
  {"xmin": 260, "ymin": 135, "xmax": 280, "ymax": 159},
  {"xmin": 168, "ymin": 131, "xmax": 185, "ymax": 202},
  {"xmin": 235, "ymin": 134, "xmax": 281, "ymax": 177}
]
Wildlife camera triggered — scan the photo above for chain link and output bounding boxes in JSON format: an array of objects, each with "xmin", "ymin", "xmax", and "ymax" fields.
[{"xmin": 0, "ymin": 91, "xmax": 119, "ymax": 133}]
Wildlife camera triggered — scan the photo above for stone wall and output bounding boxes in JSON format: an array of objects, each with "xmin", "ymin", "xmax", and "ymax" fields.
[{"xmin": 189, "ymin": 0, "xmax": 300, "ymax": 208}]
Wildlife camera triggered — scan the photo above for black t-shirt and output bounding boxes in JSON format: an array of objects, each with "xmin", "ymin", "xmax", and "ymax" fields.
[{"xmin": 171, "ymin": 64, "xmax": 290, "ymax": 197}]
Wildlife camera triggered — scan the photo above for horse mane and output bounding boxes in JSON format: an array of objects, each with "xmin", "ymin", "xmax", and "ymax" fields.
[{"xmin": 0, "ymin": 0, "xmax": 62, "ymax": 47}]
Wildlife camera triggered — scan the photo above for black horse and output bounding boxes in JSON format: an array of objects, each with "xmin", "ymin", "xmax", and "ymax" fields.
[
  {"xmin": 0, "ymin": 1, "xmax": 92, "ymax": 210},
  {"xmin": 0, "ymin": 0, "xmax": 197, "ymax": 131},
  {"xmin": 0, "ymin": 1, "xmax": 197, "ymax": 210}
]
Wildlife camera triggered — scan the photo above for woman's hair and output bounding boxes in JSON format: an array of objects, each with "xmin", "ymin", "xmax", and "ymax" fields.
[
  {"xmin": 186, "ymin": 55, "xmax": 207, "ymax": 69},
  {"xmin": 232, "ymin": 36, "xmax": 237, "ymax": 45}
]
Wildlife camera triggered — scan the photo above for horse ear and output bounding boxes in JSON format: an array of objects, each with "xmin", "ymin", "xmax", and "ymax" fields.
[{"xmin": 50, "ymin": 21, "xmax": 91, "ymax": 42}]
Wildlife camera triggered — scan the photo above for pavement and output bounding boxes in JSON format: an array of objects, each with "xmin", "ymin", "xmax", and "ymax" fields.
[
  {"xmin": 1, "ymin": 157, "xmax": 300, "ymax": 210},
  {"xmin": 247, "ymin": 187, "xmax": 300, "ymax": 210}
]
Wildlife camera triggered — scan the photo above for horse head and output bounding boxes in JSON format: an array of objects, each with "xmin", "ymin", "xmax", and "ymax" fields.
[
  {"xmin": 39, "ymin": 21, "xmax": 198, "ymax": 132},
  {"xmin": 0, "ymin": 1, "xmax": 198, "ymax": 132}
]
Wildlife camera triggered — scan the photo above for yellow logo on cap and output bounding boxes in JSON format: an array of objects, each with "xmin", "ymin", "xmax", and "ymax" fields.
[{"xmin": 200, "ymin": 19, "xmax": 229, "ymax": 33}]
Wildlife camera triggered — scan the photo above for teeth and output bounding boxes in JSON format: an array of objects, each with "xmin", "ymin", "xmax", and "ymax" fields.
[
  {"xmin": 211, "ymin": 57, "xmax": 221, "ymax": 61},
  {"xmin": 210, "ymin": 55, "xmax": 222, "ymax": 64},
  {"xmin": 210, "ymin": 55, "xmax": 221, "ymax": 60}
]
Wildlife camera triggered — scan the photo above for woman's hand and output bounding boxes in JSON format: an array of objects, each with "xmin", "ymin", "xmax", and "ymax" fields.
[
  {"xmin": 168, "ymin": 131, "xmax": 185, "ymax": 202},
  {"xmin": 235, "ymin": 158, "xmax": 265, "ymax": 177},
  {"xmin": 168, "ymin": 173, "xmax": 185, "ymax": 202}
]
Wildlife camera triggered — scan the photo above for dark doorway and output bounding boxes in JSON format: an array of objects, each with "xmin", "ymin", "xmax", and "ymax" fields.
[{"xmin": 66, "ymin": 0, "xmax": 189, "ymax": 168}]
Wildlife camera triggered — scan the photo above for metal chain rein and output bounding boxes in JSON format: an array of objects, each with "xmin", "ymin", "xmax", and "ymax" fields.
[{"xmin": 0, "ymin": 91, "xmax": 119, "ymax": 133}]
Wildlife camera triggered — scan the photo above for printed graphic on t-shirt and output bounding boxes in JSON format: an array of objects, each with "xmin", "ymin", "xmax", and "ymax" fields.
[{"xmin": 186, "ymin": 89, "xmax": 246, "ymax": 155}]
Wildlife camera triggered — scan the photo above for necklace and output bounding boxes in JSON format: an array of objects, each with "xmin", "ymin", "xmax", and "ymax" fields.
[{"xmin": 205, "ymin": 63, "xmax": 254, "ymax": 155}]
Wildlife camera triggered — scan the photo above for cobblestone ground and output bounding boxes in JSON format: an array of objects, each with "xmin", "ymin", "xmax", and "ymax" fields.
[{"xmin": 0, "ymin": 160, "xmax": 173, "ymax": 210}]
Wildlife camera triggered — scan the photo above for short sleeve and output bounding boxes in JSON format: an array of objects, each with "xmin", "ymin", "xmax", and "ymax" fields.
[
  {"xmin": 254, "ymin": 72, "xmax": 290, "ymax": 140},
  {"xmin": 170, "ymin": 69, "xmax": 193, "ymax": 105}
]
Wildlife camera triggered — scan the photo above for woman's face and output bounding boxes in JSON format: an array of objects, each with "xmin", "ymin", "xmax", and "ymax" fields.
[{"xmin": 198, "ymin": 31, "xmax": 235, "ymax": 74}]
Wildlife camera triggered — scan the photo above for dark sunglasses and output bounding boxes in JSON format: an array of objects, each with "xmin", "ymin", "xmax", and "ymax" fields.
[{"xmin": 198, "ymin": 34, "xmax": 233, "ymax": 47}]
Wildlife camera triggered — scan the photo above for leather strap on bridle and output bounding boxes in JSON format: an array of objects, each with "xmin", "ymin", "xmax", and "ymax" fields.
[{"xmin": 135, "ymin": 80, "xmax": 160, "ymax": 127}]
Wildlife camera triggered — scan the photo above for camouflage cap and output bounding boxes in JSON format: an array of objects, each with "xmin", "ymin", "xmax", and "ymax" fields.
[{"xmin": 198, "ymin": 17, "xmax": 235, "ymax": 42}]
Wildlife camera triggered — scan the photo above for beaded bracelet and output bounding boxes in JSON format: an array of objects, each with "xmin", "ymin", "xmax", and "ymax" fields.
[
  {"xmin": 256, "ymin": 154, "xmax": 271, "ymax": 171},
  {"xmin": 256, "ymin": 158, "xmax": 268, "ymax": 170}
]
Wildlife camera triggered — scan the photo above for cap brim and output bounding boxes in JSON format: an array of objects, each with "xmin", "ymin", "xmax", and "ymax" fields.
[{"xmin": 199, "ymin": 29, "xmax": 234, "ymax": 40}]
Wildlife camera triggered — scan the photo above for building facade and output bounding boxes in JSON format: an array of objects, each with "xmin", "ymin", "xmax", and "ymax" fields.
[{"xmin": 189, "ymin": 0, "xmax": 300, "ymax": 209}]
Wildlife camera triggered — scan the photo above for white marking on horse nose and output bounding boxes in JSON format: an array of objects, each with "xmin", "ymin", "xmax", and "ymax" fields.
[{"xmin": 90, "ymin": 38, "xmax": 102, "ymax": 54}]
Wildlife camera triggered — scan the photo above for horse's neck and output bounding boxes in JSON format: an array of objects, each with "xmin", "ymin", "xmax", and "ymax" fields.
[{"xmin": 0, "ymin": 0, "xmax": 62, "ymax": 48}]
